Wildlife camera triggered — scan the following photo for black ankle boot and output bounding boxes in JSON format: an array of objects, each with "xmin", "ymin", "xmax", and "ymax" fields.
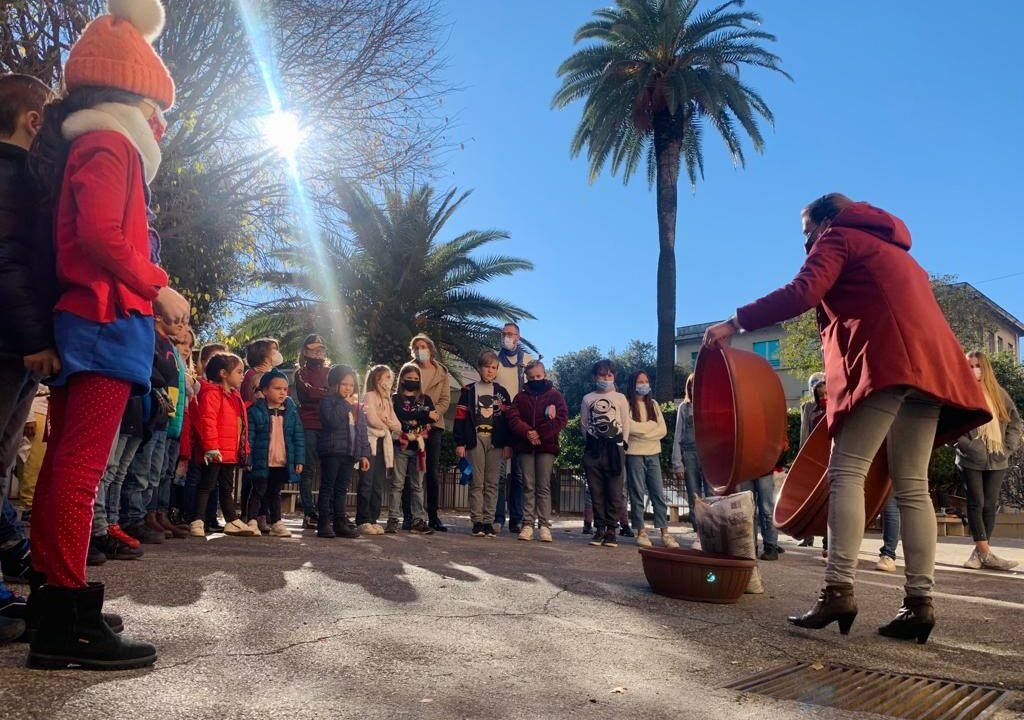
[
  {"xmin": 27, "ymin": 583, "xmax": 156, "ymax": 670},
  {"xmin": 317, "ymin": 518, "xmax": 336, "ymax": 538},
  {"xmin": 789, "ymin": 584, "xmax": 857, "ymax": 635},
  {"xmin": 878, "ymin": 596, "xmax": 935, "ymax": 644},
  {"xmin": 334, "ymin": 516, "xmax": 360, "ymax": 539},
  {"xmin": 25, "ymin": 571, "xmax": 123, "ymax": 636}
]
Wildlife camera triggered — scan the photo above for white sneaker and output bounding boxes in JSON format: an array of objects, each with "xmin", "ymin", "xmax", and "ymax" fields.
[
  {"xmin": 875, "ymin": 555, "xmax": 896, "ymax": 572},
  {"xmin": 224, "ymin": 518, "xmax": 256, "ymax": 536},
  {"xmin": 963, "ymin": 549, "xmax": 983, "ymax": 569},
  {"xmin": 661, "ymin": 532, "xmax": 680, "ymax": 549},
  {"xmin": 189, "ymin": 520, "xmax": 205, "ymax": 537},
  {"xmin": 635, "ymin": 532, "xmax": 653, "ymax": 548},
  {"xmin": 358, "ymin": 523, "xmax": 375, "ymax": 535},
  {"xmin": 518, "ymin": 526, "xmax": 534, "ymax": 542},
  {"xmin": 981, "ymin": 552, "xmax": 1020, "ymax": 571},
  {"xmin": 270, "ymin": 520, "xmax": 292, "ymax": 538},
  {"xmin": 246, "ymin": 519, "xmax": 260, "ymax": 535},
  {"xmin": 538, "ymin": 526, "xmax": 553, "ymax": 543}
]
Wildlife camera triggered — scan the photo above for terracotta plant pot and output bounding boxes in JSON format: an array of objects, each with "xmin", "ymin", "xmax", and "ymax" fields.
[
  {"xmin": 639, "ymin": 547, "xmax": 755, "ymax": 604},
  {"xmin": 693, "ymin": 345, "xmax": 787, "ymax": 496},
  {"xmin": 773, "ymin": 421, "xmax": 893, "ymax": 538}
]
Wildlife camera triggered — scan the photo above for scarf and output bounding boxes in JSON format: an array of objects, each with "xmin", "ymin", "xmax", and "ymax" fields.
[
  {"xmin": 62, "ymin": 103, "xmax": 162, "ymax": 184},
  {"xmin": 979, "ymin": 387, "xmax": 1004, "ymax": 455}
]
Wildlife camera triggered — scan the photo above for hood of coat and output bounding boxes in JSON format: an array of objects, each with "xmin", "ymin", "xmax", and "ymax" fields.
[
  {"xmin": 831, "ymin": 202, "xmax": 911, "ymax": 251},
  {"xmin": 62, "ymin": 102, "xmax": 161, "ymax": 183}
]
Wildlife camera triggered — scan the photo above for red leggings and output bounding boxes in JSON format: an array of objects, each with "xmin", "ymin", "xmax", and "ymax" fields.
[{"xmin": 31, "ymin": 373, "xmax": 131, "ymax": 587}]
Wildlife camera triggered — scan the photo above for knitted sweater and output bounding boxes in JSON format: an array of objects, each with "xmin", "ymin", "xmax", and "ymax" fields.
[{"xmin": 625, "ymin": 400, "xmax": 667, "ymax": 456}]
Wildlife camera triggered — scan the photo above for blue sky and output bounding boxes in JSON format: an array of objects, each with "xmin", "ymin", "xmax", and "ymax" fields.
[{"xmin": 434, "ymin": 0, "xmax": 1024, "ymax": 362}]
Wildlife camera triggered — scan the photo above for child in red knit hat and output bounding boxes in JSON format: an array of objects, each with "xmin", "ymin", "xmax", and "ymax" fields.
[{"xmin": 25, "ymin": 0, "xmax": 187, "ymax": 671}]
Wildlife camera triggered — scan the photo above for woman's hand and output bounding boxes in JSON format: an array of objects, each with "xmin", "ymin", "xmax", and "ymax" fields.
[
  {"xmin": 154, "ymin": 286, "xmax": 190, "ymax": 325},
  {"xmin": 428, "ymin": 410, "xmax": 440, "ymax": 422},
  {"xmin": 703, "ymin": 319, "xmax": 738, "ymax": 348},
  {"xmin": 455, "ymin": 446, "xmax": 466, "ymax": 459},
  {"xmin": 359, "ymin": 457, "xmax": 370, "ymax": 472}
]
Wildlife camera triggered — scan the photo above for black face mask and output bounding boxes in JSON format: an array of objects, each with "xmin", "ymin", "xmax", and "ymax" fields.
[
  {"xmin": 402, "ymin": 380, "xmax": 421, "ymax": 392},
  {"xmin": 526, "ymin": 379, "xmax": 548, "ymax": 393},
  {"xmin": 305, "ymin": 358, "xmax": 325, "ymax": 367}
]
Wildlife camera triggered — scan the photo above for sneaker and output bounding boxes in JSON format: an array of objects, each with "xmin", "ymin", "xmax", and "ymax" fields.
[
  {"xmin": 385, "ymin": 518, "xmax": 399, "ymax": 534},
  {"xmin": 538, "ymin": 526, "xmax": 553, "ymax": 543},
  {"xmin": 86, "ymin": 540, "xmax": 108, "ymax": 566},
  {"xmin": 95, "ymin": 533, "xmax": 144, "ymax": 561},
  {"xmin": 303, "ymin": 515, "xmax": 318, "ymax": 530},
  {"xmin": 518, "ymin": 526, "xmax": 534, "ymax": 542},
  {"xmin": 582, "ymin": 522, "xmax": 593, "ymax": 535},
  {"xmin": 601, "ymin": 532, "xmax": 618, "ymax": 548},
  {"xmin": 635, "ymin": 532, "xmax": 653, "ymax": 548},
  {"xmin": 483, "ymin": 524, "xmax": 496, "ymax": 538},
  {"xmin": 358, "ymin": 523, "xmax": 377, "ymax": 535},
  {"xmin": 411, "ymin": 520, "xmax": 434, "ymax": 535},
  {"xmin": 661, "ymin": 532, "xmax": 680, "ymax": 549},
  {"xmin": 981, "ymin": 552, "xmax": 1020, "ymax": 571},
  {"xmin": 108, "ymin": 524, "xmax": 141, "ymax": 550},
  {"xmin": 875, "ymin": 555, "xmax": 897, "ymax": 572},
  {"xmin": 592, "ymin": 529, "xmax": 604, "ymax": 543},
  {"xmin": 963, "ymin": 549, "xmax": 983, "ymax": 570},
  {"xmin": 223, "ymin": 519, "xmax": 257, "ymax": 536},
  {"xmin": 246, "ymin": 519, "xmax": 260, "ymax": 535},
  {"xmin": 759, "ymin": 546, "xmax": 779, "ymax": 561},
  {"xmin": 618, "ymin": 524, "xmax": 634, "ymax": 538},
  {"xmin": 472, "ymin": 523, "xmax": 486, "ymax": 537},
  {"xmin": 798, "ymin": 537, "xmax": 814, "ymax": 547},
  {"xmin": 0, "ymin": 538, "xmax": 32, "ymax": 583},
  {"xmin": 269, "ymin": 521, "xmax": 292, "ymax": 538},
  {"xmin": 189, "ymin": 520, "xmax": 205, "ymax": 537}
]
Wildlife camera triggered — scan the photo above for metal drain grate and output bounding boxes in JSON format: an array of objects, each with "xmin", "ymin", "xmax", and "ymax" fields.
[{"xmin": 725, "ymin": 662, "xmax": 1011, "ymax": 719}]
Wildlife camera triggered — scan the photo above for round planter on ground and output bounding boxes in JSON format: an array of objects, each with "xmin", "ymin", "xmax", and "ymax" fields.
[
  {"xmin": 693, "ymin": 345, "xmax": 787, "ymax": 496},
  {"xmin": 639, "ymin": 547, "xmax": 756, "ymax": 604}
]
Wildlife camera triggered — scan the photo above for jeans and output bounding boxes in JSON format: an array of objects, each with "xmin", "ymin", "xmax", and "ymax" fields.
[
  {"xmin": 0, "ymin": 357, "xmax": 37, "ymax": 546},
  {"xmin": 626, "ymin": 454, "xmax": 669, "ymax": 530},
  {"xmin": 356, "ymin": 438, "xmax": 387, "ymax": 525},
  {"xmin": 681, "ymin": 450, "xmax": 711, "ymax": 532},
  {"xmin": 194, "ymin": 462, "xmax": 240, "ymax": 523},
  {"xmin": 92, "ymin": 433, "xmax": 143, "ymax": 536},
  {"xmin": 244, "ymin": 466, "xmax": 286, "ymax": 524},
  {"xmin": 962, "ymin": 467, "xmax": 1006, "ymax": 542},
  {"xmin": 147, "ymin": 436, "xmax": 179, "ymax": 514},
  {"xmin": 424, "ymin": 429, "xmax": 443, "ymax": 521},
  {"xmin": 826, "ymin": 388, "xmax": 941, "ymax": 597},
  {"xmin": 391, "ymin": 448, "xmax": 425, "ymax": 522},
  {"xmin": 0, "ymin": 497, "xmax": 21, "ymax": 548},
  {"xmin": 320, "ymin": 454, "xmax": 355, "ymax": 522},
  {"xmin": 494, "ymin": 452, "xmax": 524, "ymax": 526},
  {"xmin": 121, "ymin": 429, "xmax": 167, "ymax": 526},
  {"xmin": 520, "ymin": 452, "xmax": 555, "ymax": 528},
  {"xmin": 468, "ymin": 435, "xmax": 502, "ymax": 525},
  {"xmin": 300, "ymin": 428, "xmax": 321, "ymax": 516},
  {"xmin": 740, "ymin": 474, "xmax": 778, "ymax": 550},
  {"xmin": 880, "ymin": 494, "xmax": 901, "ymax": 559}
]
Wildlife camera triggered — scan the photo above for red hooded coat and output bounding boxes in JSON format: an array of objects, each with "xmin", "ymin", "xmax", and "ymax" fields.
[{"xmin": 735, "ymin": 202, "xmax": 989, "ymax": 444}]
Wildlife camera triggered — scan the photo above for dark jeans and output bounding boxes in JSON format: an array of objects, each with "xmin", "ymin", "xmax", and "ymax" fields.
[
  {"xmin": 356, "ymin": 438, "xmax": 387, "ymax": 525},
  {"xmin": 880, "ymin": 494, "xmax": 901, "ymax": 559},
  {"xmin": 494, "ymin": 453, "xmax": 524, "ymax": 526},
  {"xmin": 300, "ymin": 428, "xmax": 321, "ymax": 516},
  {"xmin": 740, "ymin": 474, "xmax": 778, "ymax": 549},
  {"xmin": 962, "ymin": 467, "xmax": 1006, "ymax": 542},
  {"xmin": 582, "ymin": 447, "xmax": 625, "ymax": 531},
  {"xmin": 194, "ymin": 462, "xmax": 239, "ymax": 523},
  {"xmin": 405, "ymin": 430, "xmax": 444, "ymax": 523},
  {"xmin": 320, "ymin": 454, "xmax": 354, "ymax": 522},
  {"xmin": 0, "ymin": 356, "xmax": 36, "ymax": 546},
  {"xmin": 240, "ymin": 472, "xmax": 269, "ymax": 520},
  {"xmin": 244, "ymin": 466, "xmax": 286, "ymax": 524},
  {"xmin": 120, "ymin": 429, "xmax": 167, "ymax": 525}
]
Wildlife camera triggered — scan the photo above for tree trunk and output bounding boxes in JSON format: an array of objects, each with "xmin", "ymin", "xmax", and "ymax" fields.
[{"xmin": 652, "ymin": 114, "xmax": 682, "ymax": 402}]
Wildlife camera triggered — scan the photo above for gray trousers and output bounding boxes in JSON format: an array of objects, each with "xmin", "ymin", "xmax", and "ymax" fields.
[
  {"xmin": 0, "ymin": 356, "xmax": 37, "ymax": 495},
  {"xmin": 521, "ymin": 452, "xmax": 555, "ymax": 528},
  {"xmin": 468, "ymin": 435, "xmax": 502, "ymax": 525},
  {"xmin": 390, "ymin": 448, "xmax": 425, "ymax": 522},
  {"xmin": 826, "ymin": 387, "xmax": 941, "ymax": 597}
]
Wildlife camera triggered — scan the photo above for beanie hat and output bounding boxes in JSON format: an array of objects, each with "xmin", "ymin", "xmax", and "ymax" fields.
[
  {"xmin": 807, "ymin": 372, "xmax": 826, "ymax": 395},
  {"xmin": 64, "ymin": 0, "xmax": 176, "ymax": 109},
  {"xmin": 258, "ymin": 369, "xmax": 288, "ymax": 391}
]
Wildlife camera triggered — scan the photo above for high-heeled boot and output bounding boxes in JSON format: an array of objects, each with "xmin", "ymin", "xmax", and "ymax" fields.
[
  {"xmin": 878, "ymin": 596, "xmax": 934, "ymax": 645},
  {"xmin": 788, "ymin": 584, "xmax": 857, "ymax": 635}
]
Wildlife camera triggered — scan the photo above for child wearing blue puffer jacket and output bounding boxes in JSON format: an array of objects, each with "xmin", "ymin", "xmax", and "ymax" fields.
[{"xmin": 244, "ymin": 369, "xmax": 304, "ymax": 538}]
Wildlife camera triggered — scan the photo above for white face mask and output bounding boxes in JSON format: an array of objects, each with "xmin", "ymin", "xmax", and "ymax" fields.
[
  {"xmin": 415, "ymin": 348, "xmax": 431, "ymax": 364},
  {"xmin": 379, "ymin": 379, "xmax": 393, "ymax": 393},
  {"xmin": 502, "ymin": 336, "xmax": 518, "ymax": 352},
  {"xmin": 972, "ymin": 367, "xmax": 982, "ymax": 381},
  {"xmin": 270, "ymin": 350, "xmax": 285, "ymax": 368}
]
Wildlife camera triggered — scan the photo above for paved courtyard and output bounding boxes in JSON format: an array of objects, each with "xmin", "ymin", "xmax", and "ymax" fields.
[{"xmin": 1, "ymin": 518, "xmax": 1021, "ymax": 720}]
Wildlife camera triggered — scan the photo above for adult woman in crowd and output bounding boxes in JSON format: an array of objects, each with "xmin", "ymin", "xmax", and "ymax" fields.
[
  {"xmin": 704, "ymin": 193, "xmax": 989, "ymax": 645},
  {"xmin": 409, "ymin": 334, "xmax": 450, "ymax": 531}
]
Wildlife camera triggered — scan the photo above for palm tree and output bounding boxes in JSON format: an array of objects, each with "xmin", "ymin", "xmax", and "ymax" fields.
[
  {"xmin": 233, "ymin": 181, "xmax": 535, "ymax": 373},
  {"xmin": 553, "ymin": 0, "xmax": 789, "ymax": 400}
]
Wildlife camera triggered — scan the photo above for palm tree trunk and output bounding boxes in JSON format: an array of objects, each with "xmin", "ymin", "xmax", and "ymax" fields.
[{"xmin": 653, "ymin": 115, "xmax": 681, "ymax": 402}]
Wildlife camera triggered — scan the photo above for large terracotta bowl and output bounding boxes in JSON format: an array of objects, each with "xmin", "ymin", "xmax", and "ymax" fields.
[
  {"xmin": 639, "ymin": 547, "xmax": 755, "ymax": 604},
  {"xmin": 773, "ymin": 421, "xmax": 893, "ymax": 538},
  {"xmin": 693, "ymin": 345, "xmax": 787, "ymax": 496}
]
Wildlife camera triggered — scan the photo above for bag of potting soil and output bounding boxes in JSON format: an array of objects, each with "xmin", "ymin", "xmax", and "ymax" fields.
[{"xmin": 694, "ymin": 491, "xmax": 764, "ymax": 594}]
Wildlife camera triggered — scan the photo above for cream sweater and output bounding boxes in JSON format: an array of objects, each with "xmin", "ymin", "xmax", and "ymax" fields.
[{"xmin": 626, "ymin": 401, "xmax": 667, "ymax": 456}]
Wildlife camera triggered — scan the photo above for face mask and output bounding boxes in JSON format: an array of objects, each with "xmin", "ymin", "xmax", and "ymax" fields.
[
  {"xmin": 526, "ymin": 379, "xmax": 547, "ymax": 393},
  {"xmin": 270, "ymin": 350, "xmax": 284, "ymax": 367},
  {"xmin": 415, "ymin": 348, "xmax": 431, "ymax": 364},
  {"xmin": 147, "ymin": 105, "xmax": 167, "ymax": 143},
  {"xmin": 635, "ymin": 383, "xmax": 651, "ymax": 396},
  {"xmin": 972, "ymin": 367, "xmax": 982, "ymax": 380},
  {"xmin": 596, "ymin": 380, "xmax": 615, "ymax": 392},
  {"xmin": 501, "ymin": 336, "xmax": 518, "ymax": 352},
  {"xmin": 402, "ymin": 380, "xmax": 421, "ymax": 392},
  {"xmin": 379, "ymin": 379, "xmax": 392, "ymax": 393}
]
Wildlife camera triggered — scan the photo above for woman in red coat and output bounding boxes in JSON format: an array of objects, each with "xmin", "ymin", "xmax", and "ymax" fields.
[{"xmin": 704, "ymin": 194, "xmax": 989, "ymax": 645}]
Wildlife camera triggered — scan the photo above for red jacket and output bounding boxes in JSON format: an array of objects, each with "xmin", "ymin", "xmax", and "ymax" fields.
[
  {"xmin": 54, "ymin": 131, "xmax": 168, "ymax": 322},
  {"xmin": 505, "ymin": 381, "xmax": 569, "ymax": 455},
  {"xmin": 191, "ymin": 379, "xmax": 250, "ymax": 464},
  {"xmin": 294, "ymin": 364, "xmax": 330, "ymax": 430},
  {"xmin": 736, "ymin": 202, "xmax": 989, "ymax": 444}
]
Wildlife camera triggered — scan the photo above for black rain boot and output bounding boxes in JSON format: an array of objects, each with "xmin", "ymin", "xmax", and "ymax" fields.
[
  {"xmin": 27, "ymin": 583, "xmax": 156, "ymax": 670},
  {"xmin": 788, "ymin": 584, "xmax": 857, "ymax": 635},
  {"xmin": 24, "ymin": 570, "xmax": 124, "ymax": 637},
  {"xmin": 878, "ymin": 596, "xmax": 935, "ymax": 645}
]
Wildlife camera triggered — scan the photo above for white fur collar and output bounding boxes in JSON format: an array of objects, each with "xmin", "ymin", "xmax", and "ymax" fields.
[{"xmin": 61, "ymin": 103, "xmax": 161, "ymax": 184}]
